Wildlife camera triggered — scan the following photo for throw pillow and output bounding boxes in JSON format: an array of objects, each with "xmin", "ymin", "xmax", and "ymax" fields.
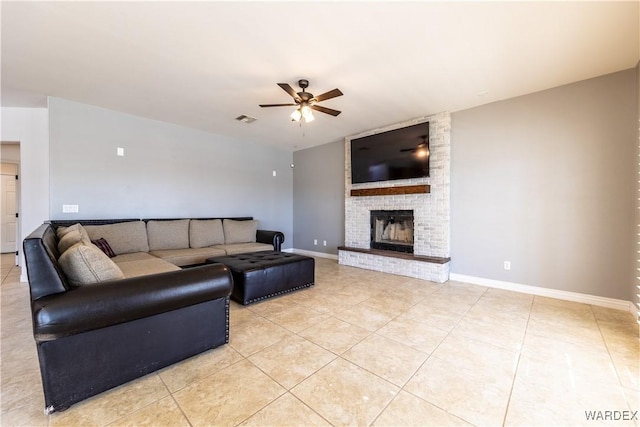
[
  {"xmin": 56, "ymin": 223, "xmax": 77, "ymax": 238},
  {"xmin": 58, "ymin": 242, "xmax": 125, "ymax": 286},
  {"xmin": 190, "ymin": 219, "xmax": 224, "ymax": 248},
  {"xmin": 57, "ymin": 229, "xmax": 91, "ymax": 254},
  {"xmin": 223, "ymin": 219, "xmax": 257, "ymax": 244},
  {"xmin": 146, "ymin": 219, "xmax": 190, "ymax": 251},
  {"xmin": 91, "ymin": 238, "xmax": 116, "ymax": 258}
]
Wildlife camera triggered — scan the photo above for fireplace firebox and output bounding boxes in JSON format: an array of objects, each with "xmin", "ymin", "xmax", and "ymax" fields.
[{"xmin": 370, "ymin": 210, "xmax": 414, "ymax": 254}]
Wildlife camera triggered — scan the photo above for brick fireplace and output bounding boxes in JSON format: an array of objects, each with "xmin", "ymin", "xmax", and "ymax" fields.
[{"xmin": 338, "ymin": 112, "xmax": 451, "ymax": 283}]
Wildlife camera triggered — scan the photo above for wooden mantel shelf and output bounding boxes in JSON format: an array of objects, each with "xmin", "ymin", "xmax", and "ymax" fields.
[
  {"xmin": 350, "ymin": 185, "xmax": 430, "ymax": 197},
  {"xmin": 338, "ymin": 246, "xmax": 450, "ymax": 264}
]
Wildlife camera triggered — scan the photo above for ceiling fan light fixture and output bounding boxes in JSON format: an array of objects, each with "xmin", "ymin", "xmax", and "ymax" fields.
[
  {"xmin": 290, "ymin": 108, "xmax": 302, "ymax": 121},
  {"xmin": 301, "ymin": 105, "xmax": 314, "ymax": 122}
]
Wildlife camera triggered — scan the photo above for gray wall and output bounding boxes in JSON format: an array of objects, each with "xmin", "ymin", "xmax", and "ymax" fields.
[
  {"xmin": 49, "ymin": 98, "xmax": 293, "ymax": 248},
  {"xmin": 451, "ymin": 69, "xmax": 636, "ymax": 300},
  {"xmin": 292, "ymin": 140, "xmax": 344, "ymax": 255}
]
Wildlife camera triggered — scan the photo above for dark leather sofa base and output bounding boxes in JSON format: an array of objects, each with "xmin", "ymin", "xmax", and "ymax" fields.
[
  {"xmin": 207, "ymin": 251, "xmax": 315, "ymax": 305},
  {"xmin": 40, "ymin": 298, "xmax": 229, "ymax": 413},
  {"xmin": 23, "ymin": 220, "xmax": 245, "ymax": 414}
]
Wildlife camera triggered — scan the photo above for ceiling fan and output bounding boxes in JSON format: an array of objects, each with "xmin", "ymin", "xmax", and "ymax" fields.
[
  {"xmin": 259, "ymin": 79, "xmax": 343, "ymax": 123},
  {"xmin": 400, "ymin": 135, "xmax": 430, "ymax": 158}
]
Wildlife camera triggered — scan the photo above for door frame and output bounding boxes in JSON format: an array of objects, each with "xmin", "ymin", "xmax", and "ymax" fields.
[{"xmin": 0, "ymin": 160, "xmax": 20, "ymax": 265}]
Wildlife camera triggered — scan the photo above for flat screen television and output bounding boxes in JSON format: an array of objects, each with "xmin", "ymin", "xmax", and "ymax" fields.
[{"xmin": 350, "ymin": 122, "xmax": 430, "ymax": 184}]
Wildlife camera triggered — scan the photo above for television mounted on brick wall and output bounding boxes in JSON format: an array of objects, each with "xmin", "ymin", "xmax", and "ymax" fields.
[{"xmin": 350, "ymin": 122, "xmax": 429, "ymax": 184}]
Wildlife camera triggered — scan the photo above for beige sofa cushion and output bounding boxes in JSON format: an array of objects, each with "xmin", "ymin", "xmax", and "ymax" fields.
[
  {"xmin": 216, "ymin": 243, "xmax": 273, "ymax": 255},
  {"xmin": 58, "ymin": 242, "xmax": 125, "ymax": 286},
  {"xmin": 149, "ymin": 247, "xmax": 227, "ymax": 267},
  {"xmin": 147, "ymin": 220, "xmax": 190, "ymax": 251},
  {"xmin": 85, "ymin": 221, "xmax": 149, "ymax": 255},
  {"xmin": 56, "ymin": 223, "xmax": 87, "ymax": 239},
  {"xmin": 57, "ymin": 229, "xmax": 91, "ymax": 254},
  {"xmin": 223, "ymin": 219, "xmax": 257, "ymax": 244},
  {"xmin": 115, "ymin": 258, "xmax": 181, "ymax": 279},
  {"xmin": 111, "ymin": 252, "xmax": 158, "ymax": 263},
  {"xmin": 190, "ymin": 219, "xmax": 224, "ymax": 248}
]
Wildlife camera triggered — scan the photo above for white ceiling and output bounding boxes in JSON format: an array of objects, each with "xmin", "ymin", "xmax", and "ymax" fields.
[{"xmin": 2, "ymin": 1, "xmax": 638, "ymax": 151}]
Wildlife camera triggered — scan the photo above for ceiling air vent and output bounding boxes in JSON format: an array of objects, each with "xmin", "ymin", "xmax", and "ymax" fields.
[{"xmin": 235, "ymin": 115, "xmax": 257, "ymax": 124}]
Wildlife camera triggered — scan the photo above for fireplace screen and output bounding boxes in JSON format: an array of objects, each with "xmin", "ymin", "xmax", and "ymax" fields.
[{"xmin": 370, "ymin": 210, "xmax": 414, "ymax": 254}]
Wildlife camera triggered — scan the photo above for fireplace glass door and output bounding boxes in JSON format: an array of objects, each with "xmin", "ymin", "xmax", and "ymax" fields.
[{"xmin": 370, "ymin": 210, "xmax": 414, "ymax": 254}]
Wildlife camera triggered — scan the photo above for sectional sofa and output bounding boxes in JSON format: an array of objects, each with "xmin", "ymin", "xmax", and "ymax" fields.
[
  {"xmin": 50, "ymin": 218, "xmax": 283, "ymax": 281},
  {"xmin": 22, "ymin": 217, "xmax": 284, "ymax": 413}
]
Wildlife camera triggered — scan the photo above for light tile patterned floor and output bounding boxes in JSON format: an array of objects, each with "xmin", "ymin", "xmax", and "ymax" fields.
[{"xmin": 1, "ymin": 253, "xmax": 638, "ymax": 426}]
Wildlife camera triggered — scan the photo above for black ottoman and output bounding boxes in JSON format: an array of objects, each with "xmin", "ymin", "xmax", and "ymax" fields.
[{"xmin": 206, "ymin": 251, "xmax": 315, "ymax": 305}]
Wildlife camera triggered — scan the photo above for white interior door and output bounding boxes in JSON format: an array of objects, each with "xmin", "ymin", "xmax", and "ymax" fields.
[{"xmin": 1, "ymin": 170, "xmax": 18, "ymax": 253}]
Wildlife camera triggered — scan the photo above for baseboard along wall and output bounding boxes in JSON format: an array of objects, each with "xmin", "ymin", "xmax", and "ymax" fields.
[
  {"xmin": 288, "ymin": 248, "xmax": 339, "ymax": 260},
  {"xmin": 450, "ymin": 273, "xmax": 635, "ymax": 315},
  {"xmin": 284, "ymin": 249, "xmax": 635, "ymax": 316}
]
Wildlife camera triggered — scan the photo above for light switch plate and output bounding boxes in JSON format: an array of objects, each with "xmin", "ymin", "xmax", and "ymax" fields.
[{"xmin": 117, "ymin": 147, "xmax": 124, "ymax": 156}]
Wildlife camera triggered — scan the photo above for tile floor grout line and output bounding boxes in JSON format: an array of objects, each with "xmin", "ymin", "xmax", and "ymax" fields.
[
  {"xmin": 96, "ymin": 375, "xmax": 180, "ymax": 427},
  {"xmin": 168, "ymin": 392, "xmax": 194, "ymax": 427},
  {"xmin": 280, "ymin": 277, "xmax": 435, "ymax": 426},
  {"xmin": 330, "ymin": 355, "xmax": 403, "ymax": 426},
  {"xmin": 231, "ymin": 388, "xmax": 289, "ymax": 426},
  {"xmin": 162, "ymin": 355, "xmax": 246, "ymax": 395},
  {"xmin": 397, "ymin": 362, "xmax": 477, "ymax": 426},
  {"xmin": 391, "ymin": 287, "xmax": 486, "ymax": 425},
  {"xmin": 500, "ymin": 293, "xmax": 535, "ymax": 427},
  {"xmin": 244, "ymin": 336, "xmax": 338, "ymax": 391},
  {"xmin": 590, "ymin": 304, "xmax": 637, "ymax": 414},
  {"xmin": 287, "ymin": 391, "xmax": 336, "ymax": 427}
]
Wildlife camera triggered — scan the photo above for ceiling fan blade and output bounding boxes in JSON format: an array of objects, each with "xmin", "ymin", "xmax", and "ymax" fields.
[
  {"xmin": 277, "ymin": 83, "xmax": 300, "ymax": 100},
  {"xmin": 259, "ymin": 103, "xmax": 297, "ymax": 107},
  {"xmin": 311, "ymin": 105, "xmax": 341, "ymax": 116},
  {"xmin": 313, "ymin": 88, "xmax": 343, "ymax": 102}
]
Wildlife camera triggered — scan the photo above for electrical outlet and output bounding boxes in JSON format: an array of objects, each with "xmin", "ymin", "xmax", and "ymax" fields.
[
  {"xmin": 323, "ymin": 240, "xmax": 327, "ymax": 246},
  {"xmin": 62, "ymin": 204, "xmax": 79, "ymax": 213},
  {"xmin": 504, "ymin": 261, "xmax": 511, "ymax": 270},
  {"xmin": 272, "ymin": 170, "xmax": 276, "ymax": 177},
  {"xmin": 117, "ymin": 147, "xmax": 124, "ymax": 156},
  {"xmin": 313, "ymin": 239, "xmax": 317, "ymax": 245}
]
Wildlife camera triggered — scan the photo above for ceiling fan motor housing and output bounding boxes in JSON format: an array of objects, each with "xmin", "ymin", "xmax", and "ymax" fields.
[{"xmin": 296, "ymin": 80, "xmax": 313, "ymax": 103}]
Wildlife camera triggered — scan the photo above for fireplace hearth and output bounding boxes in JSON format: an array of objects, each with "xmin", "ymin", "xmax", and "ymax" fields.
[{"xmin": 370, "ymin": 210, "xmax": 414, "ymax": 254}]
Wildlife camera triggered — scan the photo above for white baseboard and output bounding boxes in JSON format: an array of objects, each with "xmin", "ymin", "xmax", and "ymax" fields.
[
  {"xmin": 449, "ymin": 273, "xmax": 634, "ymax": 314},
  {"xmin": 287, "ymin": 248, "xmax": 339, "ymax": 260},
  {"xmin": 20, "ymin": 273, "xmax": 28, "ymax": 283}
]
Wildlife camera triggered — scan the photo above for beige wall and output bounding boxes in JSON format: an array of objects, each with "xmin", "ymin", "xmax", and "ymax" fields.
[{"xmin": 451, "ymin": 69, "xmax": 636, "ymax": 301}]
